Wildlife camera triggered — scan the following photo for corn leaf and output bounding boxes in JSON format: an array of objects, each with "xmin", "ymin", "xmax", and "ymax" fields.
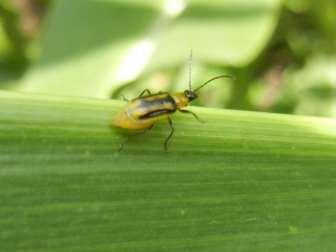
[{"xmin": 1, "ymin": 90, "xmax": 336, "ymax": 251}]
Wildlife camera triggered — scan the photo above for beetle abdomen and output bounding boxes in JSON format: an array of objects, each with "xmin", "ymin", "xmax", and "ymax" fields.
[{"xmin": 113, "ymin": 110, "xmax": 154, "ymax": 129}]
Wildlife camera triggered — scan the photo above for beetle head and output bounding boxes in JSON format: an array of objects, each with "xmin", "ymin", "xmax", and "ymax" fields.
[{"xmin": 184, "ymin": 89, "xmax": 198, "ymax": 102}]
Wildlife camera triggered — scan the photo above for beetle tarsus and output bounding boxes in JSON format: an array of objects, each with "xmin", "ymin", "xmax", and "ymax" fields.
[
  {"xmin": 117, "ymin": 126, "xmax": 154, "ymax": 152},
  {"xmin": 179, "ymin": 109, "xmax": 204, "ymax": 123},
  {"xmin": 164, "ymin": 117, "xmax": 174, "ymax": 151},
  {"xmin": 118, "ymin": 136, "xmax": 128, "ymax": 152},
  {"xmin": 122, "ymin": 95, "xmax": 129, "ymax": 102}
]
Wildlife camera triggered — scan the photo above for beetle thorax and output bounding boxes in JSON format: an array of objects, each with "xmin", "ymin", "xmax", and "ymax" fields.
[{"xmin": 172, "ymin": 92, "xmax": 189, "ymax": 109}]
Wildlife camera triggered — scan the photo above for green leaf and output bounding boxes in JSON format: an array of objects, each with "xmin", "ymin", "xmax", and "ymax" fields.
[
  {"xmin": 0, "ymin": 20, "xmax": 10, "ymax": 57},
  {"xmin": 282, "ymin": 56, "xmax": 336, "ymax": 117},
  {"xmin": 147, "ymin": 0, "xmax": 282, "ymax": 69},
  {"xmin": 16, "ymin": 0, "xmax": 282, "ymax": 98},
  {"xmin": 16, "ymin": 0, "xmax": 162, "ymax": 98},
  {"xmin": 1, "ymin": 90, "xmax": 336, "ymax": 251}
]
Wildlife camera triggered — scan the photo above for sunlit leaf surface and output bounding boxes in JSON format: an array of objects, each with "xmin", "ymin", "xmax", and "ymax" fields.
[{"xmin": 1, "ymin": 90, "xmax": 336, "ymax": 251}]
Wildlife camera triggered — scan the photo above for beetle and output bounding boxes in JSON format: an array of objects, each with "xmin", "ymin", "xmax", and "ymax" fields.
[{"xmin": 112, "ymin": 74, "xmax": 233, "ymax": 151}]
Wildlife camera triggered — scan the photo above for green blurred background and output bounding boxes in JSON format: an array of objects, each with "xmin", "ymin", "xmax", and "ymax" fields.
[{"xmin": 0, "ymin": 0, "xmax": 335, "ymax": 117}]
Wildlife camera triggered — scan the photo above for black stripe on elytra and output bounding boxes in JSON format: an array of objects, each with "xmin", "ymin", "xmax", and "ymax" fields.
[
  {"xmin": 139, "ymin": 108, "xmax": 175, "ymax": 119},
  {"xmin": 141, "ymin": 95, "xmax": 176, "ymax": 106}
]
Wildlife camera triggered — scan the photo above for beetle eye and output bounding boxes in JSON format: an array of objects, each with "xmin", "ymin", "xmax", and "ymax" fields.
[{"xmin": 184, "ymin": 90, "xmax": 197, "ymax": 101}]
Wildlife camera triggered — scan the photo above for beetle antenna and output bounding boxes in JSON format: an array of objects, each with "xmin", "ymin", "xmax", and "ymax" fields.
[
  {"xmin": 193, "ymin": 74, "xmax": 234, "ymax": 93},
  {"xmin": 188, "ymin": 49, "xmax": 193, "ymax": 91}
]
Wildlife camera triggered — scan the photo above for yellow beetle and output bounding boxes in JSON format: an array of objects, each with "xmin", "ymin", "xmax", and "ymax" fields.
[{"xmin": 113, "ymin": 74, "xmax": 232, "ymax": 151}]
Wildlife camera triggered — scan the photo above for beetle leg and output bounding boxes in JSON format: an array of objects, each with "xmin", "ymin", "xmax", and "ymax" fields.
[
  {"xmin": 138, "ymin": 89, "xmax": 152, "ymax": 98},
  {"xmin": 118, "ymin": 136, "xmax": 128, "ymax": 152},
  {"xmin": 164, "ymin": 117, "xmax": 174, "ymax": 151},
  {"xmin": 118, "ymin": 125, "xmax": 154, "ymax": 152},
  {"xmin": 178, "ymin": 109, "xmax": 204, "ymax": 123},
  {"xmin": 122, "ymin": 95, "xmax": 129, "ymax": 102}
]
